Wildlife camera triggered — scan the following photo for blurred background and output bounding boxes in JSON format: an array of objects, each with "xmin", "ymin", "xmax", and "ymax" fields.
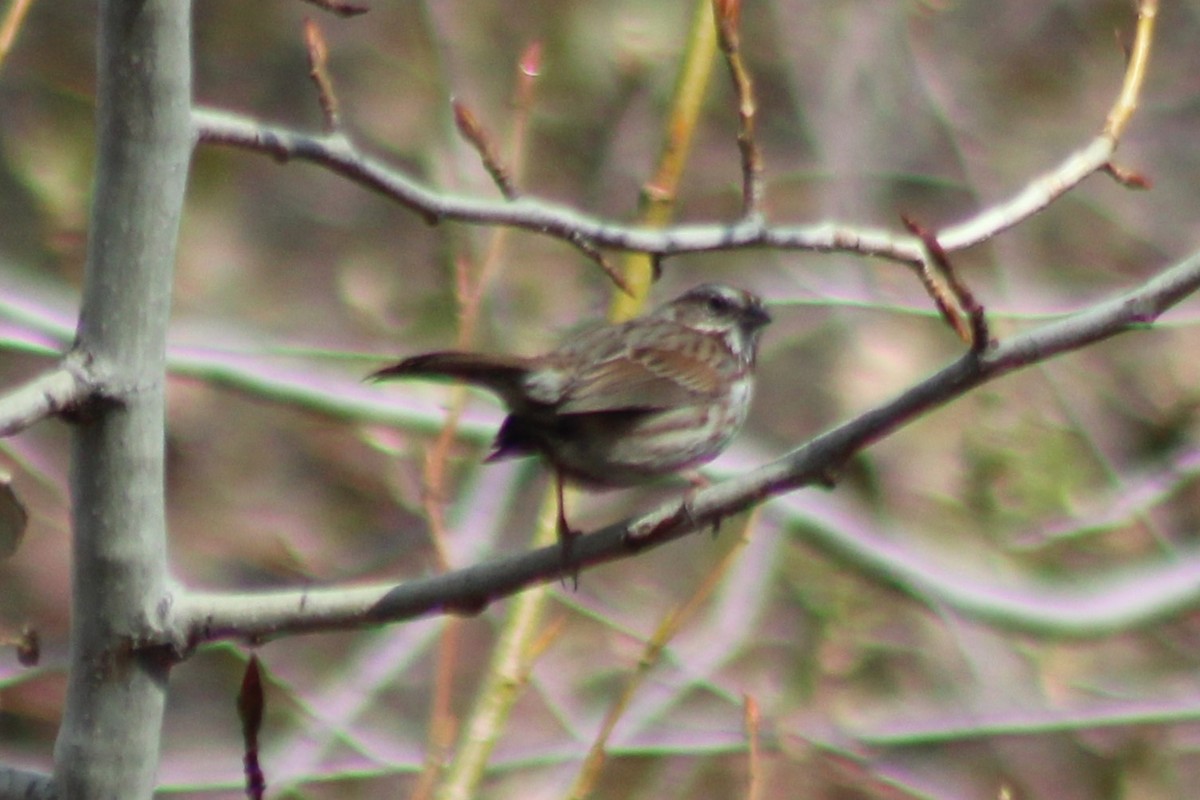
[{"xmin": 4, "ymin": 0, "xmax": 1200, "ymax": 797}]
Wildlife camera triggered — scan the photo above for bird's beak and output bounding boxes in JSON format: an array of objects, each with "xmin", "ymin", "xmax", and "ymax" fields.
[{"xmin": 747, "ymin": 303, "xmax": 772, "ymax": 329}]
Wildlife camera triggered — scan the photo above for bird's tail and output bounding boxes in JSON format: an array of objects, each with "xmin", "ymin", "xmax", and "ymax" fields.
[{"xmin": 368, "ymin": 351, "xmax": 531, "ymax": 405}]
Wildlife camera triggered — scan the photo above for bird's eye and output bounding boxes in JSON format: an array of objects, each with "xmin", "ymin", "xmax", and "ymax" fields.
[{"xmin": 706, "ymin": 294, "xmax": 734, "ymax": 314}]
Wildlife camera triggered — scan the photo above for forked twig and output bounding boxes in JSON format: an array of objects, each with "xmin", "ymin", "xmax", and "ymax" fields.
[
  {"xmin": 902, "ymin": 215, "xmax": 989, "ymax": 354},
  {"xmin": 194, "ymin": 0, "xmax": 1158, "ymax": 288}
]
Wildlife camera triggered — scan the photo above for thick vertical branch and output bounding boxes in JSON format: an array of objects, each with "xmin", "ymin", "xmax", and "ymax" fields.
[{"xmin": 52, "ymin": 1, "xmax": 192, "ymax": 798}]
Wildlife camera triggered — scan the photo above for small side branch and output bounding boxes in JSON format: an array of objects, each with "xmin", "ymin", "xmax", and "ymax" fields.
[
  {"xmin": 0, "ymin": 366, "xmax": 92, "ymax": 438},
  {"xmin": 303, "ymin": 19, "xmax": 341, "ymax": 132},
  {"xmin": 1104, "ymin": 0, "xmax": 1157, "ymax": 140},
  {"xmin": 452, "ymin": 99, "xmax": 519, "ymax": 200},
  {"xmin": 902, "ymin": 216, "xmax": 989, "ymax": 353},
  {"xmin": 193, "ymin": 107, "xmax": 926, "ymax": 262},
  {"xmin": 939, "ymin": 0, "xmax": 1157, "ymax": 251}
]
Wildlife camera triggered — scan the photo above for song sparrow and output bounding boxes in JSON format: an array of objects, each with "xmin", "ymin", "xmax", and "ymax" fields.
[{"xmin": 369, "ymin": 283, "xmax": 771, "ymax": 557}]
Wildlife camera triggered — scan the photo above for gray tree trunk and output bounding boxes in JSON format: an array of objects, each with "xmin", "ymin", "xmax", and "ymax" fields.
[{"xmin": 52, "ymin": 1, "xmax": 192, "ymax": 797}]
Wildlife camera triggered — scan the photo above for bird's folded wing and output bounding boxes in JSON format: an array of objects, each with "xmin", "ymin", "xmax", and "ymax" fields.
[{"xmin": 554, "ymin": 347, "xmax": 727, "ymax": 413}]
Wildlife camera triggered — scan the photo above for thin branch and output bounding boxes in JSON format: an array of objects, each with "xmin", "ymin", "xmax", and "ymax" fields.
[
  {"xmin": 192, "ymin": 0, "xmax": 1156, "ymax": 285},
  {"xmin": 193, "ymin": 105, "xmax": 919, "ymax": 262},
  {"xmin": 192, "ymin": 90, "xmax": 1146, "ymax": 278},
  {"xmin": 1103, "ymin": 160, "xmax": 1152, "ymax": 189},
  {"xmin": 1104, "ymin": 0, "xmax": 1156, "ymax": 140},
  {"xmin": 713, "ymin": 0, "xmax": 765, "ymax": 219},
  {"xmin": 744, "ymin": 694, "xmax": 763, "ymax": 800},
  {"xmin": 303, "ymin": 18, "xmax": 341, "ymax": 132},
  {"xmin": 902, "ymin": 215, "xmax": 989, "ymax": 352},
  {"xmin": 0, "ymin": 365, "xmax": 91, "ymax": 437},
  {"xmin": 937, "ymin": 0, "xmax": 1155, "ymax": 251},
  {"xmin": 0, "ymin": 291, "xmax": 502, "ymax": 439},
  {"xmin": 452, "ymin": 99, "xmax": 518, "ymax": 200},
  {"xmin": 567, "ymin": 231, "xmax": 633, "ymax": 296},
  {"xmin": 172, "ymin": 249, "xmax": 1200, "ymax": 647}
]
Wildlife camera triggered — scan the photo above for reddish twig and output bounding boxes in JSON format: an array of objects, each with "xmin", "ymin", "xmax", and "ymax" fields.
[
  {"xmin": 1104, "ymin": 161, "xmax": 1152, "ymax": 189},
  {"xmin": 569, "ymin": 231, "xmax": 634, "ymax": 296},
  {"xmin": 303, "ymin": 18, "xmax": 340, "ymax": 131},
  {"xmin": 713, "ymin": 0, "xmax": 764, "ymax": 219},
  {"xmin": 453, "ymin": 99, "xmax": 519, "ymax": 200},
  {"xmin": 744, "ymin": 694, "xmax": 763, "ymax": 800},
  {"xmin": 237, "ymin": 655, "xmax": 267, "ymax": 800},
  {"xmin": 902, "ymin": 215, "xmax": 989, "ymax": 354}
]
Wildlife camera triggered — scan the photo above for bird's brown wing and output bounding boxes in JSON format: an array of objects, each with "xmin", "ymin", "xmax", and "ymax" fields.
[{"xmin": 553, "ymin": 342, "xmax": 729, "ymax": 414}]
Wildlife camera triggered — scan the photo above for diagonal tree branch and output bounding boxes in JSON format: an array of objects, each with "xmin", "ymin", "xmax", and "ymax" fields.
[{"xmin": 173, "ymin": 248, "xmax": 1200, "ymax": 648}]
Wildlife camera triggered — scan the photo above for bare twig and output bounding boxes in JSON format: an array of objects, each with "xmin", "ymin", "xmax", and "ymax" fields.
[
  {"xmin": 569, "ymin": 231, "xmax": 633, "ymax": 296},
  {"xmin": 1104, "ymin": 0, "xmax": 1156, "ymax": 140},
  {"xmin": 744, "ymin": 693, "xmax": 763, "ymax": 800},
  {"xmin": 902, "ymin": 215, "xmax": 989, "ymax": 353},
  {"xmin": 1104, "ymin": 161, "xmax": 1152, "ymax": 189},
  {"xmin": 192, "ymin": 0, "xmax": 1157, "ymax": 332},
  {"xmin": 713, "ymin": 0, "xmax": 764, "ymax": 219},
  {"xmin": 194, "ymin": 62, "xmax": 1150, "ymax": 274},
  {"xmin": 172, "ymin": 248, "xmax": 1200, "ymax": 646},
  {"xmin": 511, "ymin": 41, "xmax": 542, "ymax": 160},
  {"xmin": 417, "ymin": 45, "xmax": 555, "ymax": 800},
  {"xmin": 303, "ymin": 18, "xmax": 340, "ymax": 131},
  {"xmin": 237, "ymin": 656, "xmax": 266, "ymax": 800},
  {"xmin": 452, "ymin": 99, "xmax": 518, "ymax": 200},
  {"xmin": 938, "ymin": 0, "xmax": 1156, "ymax": 251},
  {"xmin": 408, "ymin": 619, "xmax": 461, "ymax": 800},
  {"xmin": 194, "ymin": 106, "xmax": 921, "ymax": 259}
]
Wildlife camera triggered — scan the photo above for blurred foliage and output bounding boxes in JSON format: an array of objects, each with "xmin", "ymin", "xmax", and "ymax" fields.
[{"xmin": 4, "ymin": 0, "xmax": 1200, "ymax": 798}]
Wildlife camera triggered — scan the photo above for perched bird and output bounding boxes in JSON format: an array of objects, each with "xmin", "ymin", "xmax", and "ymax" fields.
[{"xmin": 369, "ymin": 283, "xmax": 771, "ymax": 564}]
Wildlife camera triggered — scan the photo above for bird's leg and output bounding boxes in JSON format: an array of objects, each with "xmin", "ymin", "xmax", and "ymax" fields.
[
  {"xmin": 555, "ymin": 472, "xmax": 580, "ymax": 589},
  {"xmin": 681, "ymin": 471, "xmax": 721, "ymax": 537}
]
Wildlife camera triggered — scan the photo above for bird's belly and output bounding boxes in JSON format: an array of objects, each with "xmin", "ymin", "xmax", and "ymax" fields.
[{"xmin": 554, "ymin": 399, "xmax": 749, "ymax": 487}]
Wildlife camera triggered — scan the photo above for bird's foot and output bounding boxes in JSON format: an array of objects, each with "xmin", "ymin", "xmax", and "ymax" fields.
[{"xmin": 556, "ymin": 521, "xmax": 581, "ymax": 591}]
